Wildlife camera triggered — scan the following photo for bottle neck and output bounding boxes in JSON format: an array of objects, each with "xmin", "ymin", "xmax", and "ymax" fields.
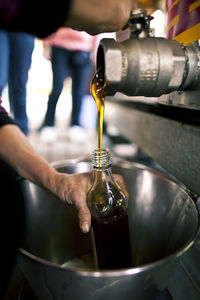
[{"xmin": 92, "ymin": 148, "xmax": 112, "ymax": 170}]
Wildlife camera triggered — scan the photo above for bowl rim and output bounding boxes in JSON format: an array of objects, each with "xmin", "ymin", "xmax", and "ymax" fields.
[{"xmin": 19, "ymin": 158, "xmax": 200, "ymax": 277}]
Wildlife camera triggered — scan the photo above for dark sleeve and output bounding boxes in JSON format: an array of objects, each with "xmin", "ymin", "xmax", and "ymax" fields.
[
  {"xmin": 0, "ymin": 0, "xmax": 72, "ymax": 38},
  {"xmin": 0, "ymin": 112, "xmax": 17, "ymax": 127},
  {"xmin": 0, "ymin": 98, "xmax": 17, "ymax": 127},
  {"xmin": 0, "ymin": 158, "xmax": 26, "ymax": 299}
]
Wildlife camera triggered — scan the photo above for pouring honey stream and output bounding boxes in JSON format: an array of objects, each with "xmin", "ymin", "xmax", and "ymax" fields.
[
  {"xmin": 91, "ymin": 66, "xmax": 105, "ymax": 153},
  {"xmin": 91, "ymin": 66, "xmax": 105, "ymax": 187}
]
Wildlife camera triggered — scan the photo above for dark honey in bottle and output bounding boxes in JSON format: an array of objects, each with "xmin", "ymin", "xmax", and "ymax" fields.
[
  {"xmin": 92, "ymin": 214, "xmax": 131, "ymax": 269},
  {"xmin": 87, "ymin": 148, "xmax": 132, "ymax": 269}
]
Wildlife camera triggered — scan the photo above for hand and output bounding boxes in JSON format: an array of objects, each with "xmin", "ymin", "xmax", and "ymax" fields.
[
  {"xmin": 50, "ymin": 170, "xmax": 129, "ymax": 234},
  {"xmin": 65, "ymin": 0, "xmax": 137, "ymax": 35},
  {"xmin": 0, "ymin": 125, "xmax": 129, "ymax": 235},
  {"xmin": 50, "ymin": 171, "xmax": 93, "ymax": 234}
]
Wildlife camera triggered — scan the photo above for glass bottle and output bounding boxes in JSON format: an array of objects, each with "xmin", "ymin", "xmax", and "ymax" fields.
[{"xmin": 87, "ymin": 148, "xmax": 132, "ymax": 269}]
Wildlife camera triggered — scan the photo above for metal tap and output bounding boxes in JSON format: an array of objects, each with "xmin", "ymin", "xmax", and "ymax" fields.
[{"xmin": 96, "ymin": 9, "xmax": 200, "ymax": 97}]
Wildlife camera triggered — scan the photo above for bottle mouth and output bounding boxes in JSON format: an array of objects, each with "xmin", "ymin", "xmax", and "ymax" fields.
[{"xmin": 92, "ymin": 148, "xmax": 112, "ymax": 169}]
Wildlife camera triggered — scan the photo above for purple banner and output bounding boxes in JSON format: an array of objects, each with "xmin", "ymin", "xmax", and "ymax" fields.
[{"xmin": 166, "ymin": 0, "xmax": 200, "ymax": 41}]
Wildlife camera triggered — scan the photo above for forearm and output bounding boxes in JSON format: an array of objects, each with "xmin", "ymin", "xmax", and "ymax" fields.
[
  {"xmin": 65, "ymin": 0, "xmax": 135, "ymax": 35},
  {"xmin": 0, "ymin": 0, "xmax": 136, "ymax": 37},
  {"xmin": 0, "ymin": 124, "xmax": 57, "ymax": 190},
  {"xmin": 0, "ymin": 124, "xmax": 93, "ymax": 233}
]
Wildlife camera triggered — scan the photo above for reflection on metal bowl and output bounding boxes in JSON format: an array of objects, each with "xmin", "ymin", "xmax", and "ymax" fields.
[{"xmin": 18, "ymin": 159, "xmax": 199, "ymax": 300}]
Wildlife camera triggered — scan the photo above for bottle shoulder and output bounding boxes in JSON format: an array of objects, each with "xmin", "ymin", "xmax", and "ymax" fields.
[{"xmin": 87, "ymin": 182, "xmax": 128, "ymax": 223}]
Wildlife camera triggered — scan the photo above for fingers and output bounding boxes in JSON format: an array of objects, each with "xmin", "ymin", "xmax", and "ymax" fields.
[
  {"xmin": 113, "ymin": 174, "xmax": 129, "ymax": 200},
  {"xmin": 54, "ymin": 172, "xmax": 93, "ymax": 234},
  {"xmin": 78, "ymin": 205, "xmax": 91, "ymax": 234},
  {"xmin": 67, "ymin": 186, "xmax": 91, "ymax": 233}
]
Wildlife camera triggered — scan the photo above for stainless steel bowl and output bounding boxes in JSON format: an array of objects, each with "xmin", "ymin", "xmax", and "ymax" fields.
[{"xmin": 18, "ymin": 159, "xmax": 199, "ymax": 300}]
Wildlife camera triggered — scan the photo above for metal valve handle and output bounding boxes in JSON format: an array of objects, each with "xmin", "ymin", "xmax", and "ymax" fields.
[{"xmin": 127, "ymin": 9, "xmax": 154, "ymax": 37}]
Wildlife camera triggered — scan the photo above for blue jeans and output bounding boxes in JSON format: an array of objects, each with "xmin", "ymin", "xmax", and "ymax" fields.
[
  {"xmin": 42, "ymin": 47, "xmax": 92, "ymax": 127},
  {"xmin": 0, "ymin": 30, "xmax": 34, "ymax": 135}
]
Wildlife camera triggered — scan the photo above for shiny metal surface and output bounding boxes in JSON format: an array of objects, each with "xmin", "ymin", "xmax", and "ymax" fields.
[
  {"xmin": 104, "ymin": 99, "xmax": 200, "ymax": 196},
  {"xmin": 18, "ymin": 159, "xmax": 199, "ymax": 300},
  {"xmin": 97, "ymin": 37, "xmax": 200, "ymax": 97},
  {"xmin": 159, "ymin": 90, "xmax": 200, "ymax": 110}
]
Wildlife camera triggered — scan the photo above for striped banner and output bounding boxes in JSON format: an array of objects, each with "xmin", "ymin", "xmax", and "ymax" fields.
[{"xmin": 166, "ymin": 0, "xmax": 200, "ymax": 45}]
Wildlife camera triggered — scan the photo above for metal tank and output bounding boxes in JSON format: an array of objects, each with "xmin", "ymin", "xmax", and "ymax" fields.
[{"xmin": 18, "ymin": 158, "xmax": 199, "ymax": 300}]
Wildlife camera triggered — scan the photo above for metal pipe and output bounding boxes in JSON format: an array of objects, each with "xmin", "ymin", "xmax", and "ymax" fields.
[{"xmin": 97, "ymin": 37, "xmax": 200, "ymax": 97}]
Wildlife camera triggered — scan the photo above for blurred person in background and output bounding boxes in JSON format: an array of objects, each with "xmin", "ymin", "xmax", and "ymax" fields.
[
  {"xmin": 0, "ymin": 30, "xmax": 35, "ymax": 135},
  {"xmin": 38, "ymin": 27, "xmax": 99, "ymax": 143}
]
